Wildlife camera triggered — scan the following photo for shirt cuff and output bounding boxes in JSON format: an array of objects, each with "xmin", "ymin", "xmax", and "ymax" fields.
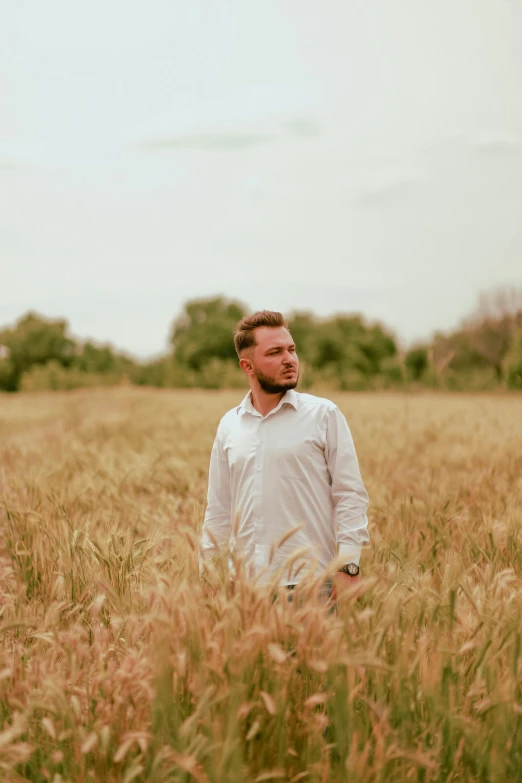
[{"xmin": 338, "ymin": 544, "xmax": 362, "ymax": 567}]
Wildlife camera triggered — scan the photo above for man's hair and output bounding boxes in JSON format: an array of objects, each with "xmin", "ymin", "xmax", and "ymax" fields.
[{"xmin": 234, "ymin": 310, "xmax": 288, "ymax": 356}]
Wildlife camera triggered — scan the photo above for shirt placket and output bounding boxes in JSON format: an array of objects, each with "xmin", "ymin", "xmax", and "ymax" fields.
[
  {"xmin": 252, "ymin": 414, "xmax": 267, "ymax": 573},
  {"xmin": 247, "ymin": 401, "xmax": 285, "ymax": 575},
  {"xmin": 253, "ymin": 419, "xmax": 265, "ymax": 546}
]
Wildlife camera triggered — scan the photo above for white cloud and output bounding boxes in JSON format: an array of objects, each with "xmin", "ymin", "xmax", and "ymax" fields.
[{"xmin": 471, "ymin": 130, "xmax": 520, "ymax": 154}]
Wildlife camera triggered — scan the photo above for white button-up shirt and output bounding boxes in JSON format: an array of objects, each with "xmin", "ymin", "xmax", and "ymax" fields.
[{"xmin": 200, "ymin": 389, "xmax": 370, "ymax": 585}]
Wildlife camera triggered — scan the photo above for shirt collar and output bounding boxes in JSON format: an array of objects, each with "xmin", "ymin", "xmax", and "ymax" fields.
[{"xmin": 237, "ymin": 388, "xmax": 299, "ymax": 417}]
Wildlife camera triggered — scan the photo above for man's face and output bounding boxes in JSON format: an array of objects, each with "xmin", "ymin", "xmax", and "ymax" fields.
[{"xmin": 247, "ymin": 326, "xmax": 299, "ymax": 394}]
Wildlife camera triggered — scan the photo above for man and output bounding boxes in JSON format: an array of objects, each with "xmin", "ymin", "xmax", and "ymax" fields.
[{"xmin": 199, "ymin": 310, "xmax": 370, "ymax": 599}]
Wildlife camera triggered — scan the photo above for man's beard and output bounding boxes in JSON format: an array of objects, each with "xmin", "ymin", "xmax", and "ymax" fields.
[{"xmin": 254, "ymin": 365, "xmax": 299, "ymax": 394}]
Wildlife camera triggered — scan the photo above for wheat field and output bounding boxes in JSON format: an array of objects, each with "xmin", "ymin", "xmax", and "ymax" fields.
[{"xmin": 0, "ymin": 387, "xmax": 521, "ymax": 782}]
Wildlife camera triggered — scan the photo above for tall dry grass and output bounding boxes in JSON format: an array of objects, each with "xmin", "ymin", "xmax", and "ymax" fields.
[{"xmin": 0, "ymin": 387, "xmax": 521, "ymax": 782}]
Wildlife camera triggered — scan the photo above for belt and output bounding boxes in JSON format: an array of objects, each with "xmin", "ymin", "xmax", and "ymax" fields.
[{"xmin": 286, "ymin": 579, "xmax": 333, "ymax": 591}]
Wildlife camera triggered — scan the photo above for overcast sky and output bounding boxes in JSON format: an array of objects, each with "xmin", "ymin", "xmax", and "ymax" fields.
[{"xmin": 2, "ymin": 0, "xmax": 522, "ymax": 357}]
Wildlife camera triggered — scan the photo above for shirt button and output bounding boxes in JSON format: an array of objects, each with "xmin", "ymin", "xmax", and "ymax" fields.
[{"xmin": 256, "ymin": 466, "xmax": 262, "ymax": 472}]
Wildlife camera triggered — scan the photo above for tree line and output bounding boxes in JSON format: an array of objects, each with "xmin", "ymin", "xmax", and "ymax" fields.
[{"xmin": 1, "ymin": 287, "xmax": 522, "ymax": 393}]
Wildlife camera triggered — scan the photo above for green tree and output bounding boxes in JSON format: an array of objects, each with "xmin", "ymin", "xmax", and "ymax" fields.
[
  {"xmin": 0, "ymin": 356, "xmax": 17, "ymax": 392},
  {"xmin": 170, "ymin": 296, "xmax": 246, "ymax": 371},
  {"xmin": 74, "ymin": 341, "xmax": 136, "ymax": 376},
  {"xmin": 304, "ymin": 315, "xmax": 396, "ymax": 376},
  {"xmin": 132, "ymin": 357, "xmax": 169, "ymax": 388},
  {"xmin": 357, "ymin": 323, "xmax": 397, "ymax": 374},
  {"xmin": 75, "ymin": 342, "xmax": 116, "ymax": 373},
  {"xmin": 405, "ymin": 346, "xmax": 429, "ymax": 381},
  {"xmin": 0, "ymin": 312, "xmax": 76, "ymax": 391},
  {"xmin": 286, "ymin": 312, "xmax": 317, "ymax": 365},
  {"xmin": 503, "ymin": 328, "xmax": 522, "ymax": 389}
]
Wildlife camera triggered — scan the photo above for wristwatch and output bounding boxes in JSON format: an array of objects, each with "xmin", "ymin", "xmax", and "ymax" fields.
[{"xmin": 338, "ymin": 563, "xmax": 359, "ymax": 577}]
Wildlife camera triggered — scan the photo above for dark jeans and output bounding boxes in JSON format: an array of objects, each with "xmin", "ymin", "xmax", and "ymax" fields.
[{"xmin": 284, "ymin": 579, "xmax": 337, "ymax": 614}]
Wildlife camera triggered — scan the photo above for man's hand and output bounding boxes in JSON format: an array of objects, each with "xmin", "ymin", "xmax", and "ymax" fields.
[{"xmin": 332, "ymin": 571, "xmax": 361, "ymax": 601}]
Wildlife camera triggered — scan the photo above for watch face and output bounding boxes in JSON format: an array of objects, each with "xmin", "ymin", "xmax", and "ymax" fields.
[{"xmin": 347, "ymin": 563, "xmax": 359, "ymax": 576}]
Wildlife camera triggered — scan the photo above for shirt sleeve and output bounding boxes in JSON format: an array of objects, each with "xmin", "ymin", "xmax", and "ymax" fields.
[
  {"xmin": 325, "ymin": 406, "xmax": 370, "ymax": 566},
  {"xmin": 199, "ymin": 424, "xmax": 232, "ymax": 573}
]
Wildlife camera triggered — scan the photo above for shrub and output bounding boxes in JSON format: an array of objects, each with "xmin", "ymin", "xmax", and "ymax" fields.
[
  {"xmin": 19, "ymin": 361, "xmax": 126, "ymax": 392},
  {"xmin": 503, "ymin": 328, "xmax": 522, "ymax": 389},
  {"xmin": 198, "ymin": 358, "xmax": 245, "ymax": 390},
  {"xmin": 338, "ymin": 368, "xmax": 371, "ymax": 391},
  {"xmin": 443, "ymin": 367, "xmax": 498, "ymax": 392},
  {"xmin": 0, "ymin": 358, "xmax": 18, "ymax": 391},
  {"xmin": 379, "ymin": 356, "xmax": 405, "ymax": 387}
]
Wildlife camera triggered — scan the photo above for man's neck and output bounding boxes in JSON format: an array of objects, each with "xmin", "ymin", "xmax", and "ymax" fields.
[{"xmin": 249, "ymin": 387, "xmax": 285, "ymax": 417}]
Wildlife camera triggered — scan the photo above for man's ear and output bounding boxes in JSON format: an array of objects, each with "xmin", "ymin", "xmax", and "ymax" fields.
[{"xmin": 239, "ymin": 355, "xmax": 253, "ymax": 376}]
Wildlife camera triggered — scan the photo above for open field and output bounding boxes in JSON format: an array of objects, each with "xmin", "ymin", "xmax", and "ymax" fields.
[{"xmin": 1, "ymin": 387, "xmax": 522, "ymax": 782}]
